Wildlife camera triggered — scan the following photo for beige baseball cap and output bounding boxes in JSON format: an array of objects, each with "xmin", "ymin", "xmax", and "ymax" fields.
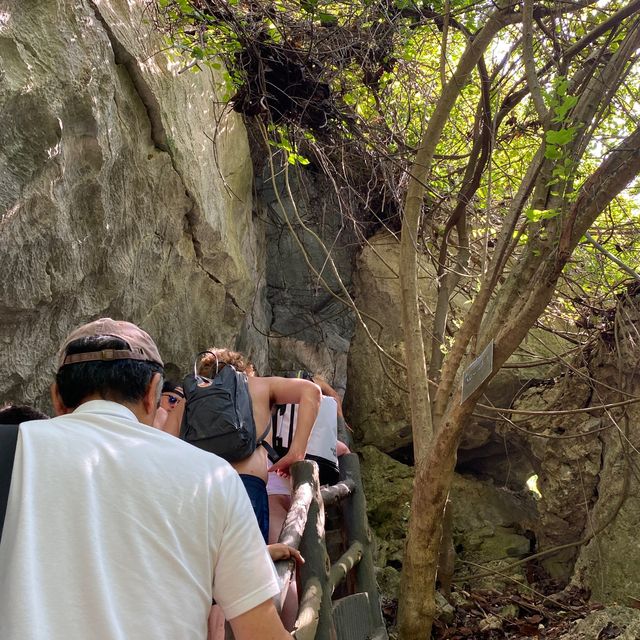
[{"xmin": 57, "ymin": 318, "xmax": 163, "ymax": 370}]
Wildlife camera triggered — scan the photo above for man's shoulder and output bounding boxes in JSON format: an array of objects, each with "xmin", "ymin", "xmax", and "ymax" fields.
[
  {"xmin": 23, "ymin": 410, "xmax": 236, "ymax": 477},
  {"xmin": 170, "ymin": 436, "xmax": 237, "ymax": 467},
  {"xmin": 144, "ymin": 428, "xmax": 238, "ymax": 475}
]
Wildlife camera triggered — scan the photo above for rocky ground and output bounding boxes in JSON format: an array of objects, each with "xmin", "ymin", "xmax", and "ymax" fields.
[
  {"xmin": 431, "ymin": 587, "xmax": 598, "ymax": 639},
  {"xmin": 383, "ymin": 585, "xmax": 640, "ymax": 639}
]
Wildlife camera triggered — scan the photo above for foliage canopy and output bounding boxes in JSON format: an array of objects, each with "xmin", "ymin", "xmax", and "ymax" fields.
[{"xmin": 152, "ymin": 0, "xmax": 640, "ymax": 331}]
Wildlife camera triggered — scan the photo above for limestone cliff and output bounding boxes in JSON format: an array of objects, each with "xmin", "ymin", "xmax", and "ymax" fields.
[{"xmin": 0, "ymin": 0, "xmax": 264, "ymax": 405}]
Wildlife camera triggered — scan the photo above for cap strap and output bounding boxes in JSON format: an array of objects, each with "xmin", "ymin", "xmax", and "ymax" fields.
[{"xmin": 61, "ymin": 349, "xmax": 148, "ymax": 366}]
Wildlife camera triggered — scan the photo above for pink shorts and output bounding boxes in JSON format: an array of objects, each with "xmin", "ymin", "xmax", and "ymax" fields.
[{"xmin": 266, "ymin": 471, "xmax": 292, "ymax": 496}]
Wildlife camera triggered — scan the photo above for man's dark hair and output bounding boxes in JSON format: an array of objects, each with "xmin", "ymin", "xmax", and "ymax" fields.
[
  {"xmin": 0, "ymin": 404, "xmax": 49, "ymax": 424},
  {"xmin": 56, "ymin": 336, "xmax": 164, "ymax": 409}
]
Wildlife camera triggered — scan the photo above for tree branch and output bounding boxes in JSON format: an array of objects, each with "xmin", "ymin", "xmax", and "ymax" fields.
[
  {"xmin": 523, "ymin": 0, "xmax": 548, "ymax": 122},
  {"xmin": 583, "ymin": 231, "xmax": 640, "ymax": 281}
]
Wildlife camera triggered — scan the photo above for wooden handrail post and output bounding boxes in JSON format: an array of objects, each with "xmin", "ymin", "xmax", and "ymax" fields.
[
  {"xmin": 339, "ymin": 453, "xmax": 385, "ymax": 629},
  {"xmin": 329, "ymin": 541, "xmax": 363, "ymax": 595},
  {"xmin": 320, "ymin": 479, "xmax": 355, "ymax": 508},
  {"xmin": 291, "ymin": 577, "xmax": 322, "ymax": 640},
  {"xmin": 295, "ymin": 460, "xmax": 335, "ymax": 640},
  {"xmin": 274, "ymin": 462, "xmax": 315, "ymax": 611}
]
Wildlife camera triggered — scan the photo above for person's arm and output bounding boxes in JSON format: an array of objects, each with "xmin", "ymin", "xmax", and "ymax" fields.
[
  {"xmin": 266, "ymin": 378, "xmax": 321, "ymax": 476},
  {"xmin": 152, "ymin": 407, "xmax": 169, "ymax": 430},
  {"xmin": 312, "ymin": 376, "xmax": 344, "ymax": 418},
  {"xmin": 229, "ymin": 598, "xmax": 291, "ymax": 640},
  {"xmin": 211, "ymin": 468, "xmax": 283, "ymax": 624}
]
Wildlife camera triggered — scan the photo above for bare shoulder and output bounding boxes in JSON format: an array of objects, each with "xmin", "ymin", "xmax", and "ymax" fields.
[
  {"xmin": 247, "ymin": 375, "xmax": 270, "ymax": 397},
  {"xmin": 251, "ymin": 376, "xmax": 321, "ymax": 406},
  {"xmin": 246, "ymin": 376, "xmax": 272, "ymax": 411}
]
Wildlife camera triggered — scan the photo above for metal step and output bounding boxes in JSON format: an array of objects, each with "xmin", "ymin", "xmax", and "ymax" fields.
[
  {"xmin": 332, "ymin": 593, "xmax": 373, "ymax": 640},
  {"xmin": 368, "ymin": 626, "xmax": 389, "ymax": 640}
]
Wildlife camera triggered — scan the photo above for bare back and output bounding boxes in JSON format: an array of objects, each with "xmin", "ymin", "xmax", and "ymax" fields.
[{"xmin": 230, "ymin": 377, "xmax": 273, "ymax": 480}]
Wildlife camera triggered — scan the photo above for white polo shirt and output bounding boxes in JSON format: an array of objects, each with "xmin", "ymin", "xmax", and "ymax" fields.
[{"xmin": 0, "ymin": 400, "xmax": 280, "ymax": 639}]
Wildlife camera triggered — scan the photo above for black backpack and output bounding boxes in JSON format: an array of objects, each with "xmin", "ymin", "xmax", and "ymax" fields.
[{"xmin": 180, "ymin": 352, "xmax": 276, "ymax": 463}]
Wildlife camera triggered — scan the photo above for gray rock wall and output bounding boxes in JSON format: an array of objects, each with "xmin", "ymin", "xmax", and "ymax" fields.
[
  {"xmin": 259, "ymin": 166, "xmax": 358, "ymax": 390},
  {"xmin": 359, "ymin": 445, "xmax": 537, "ymax": 599},
  {"xmin": 513, "ymin": 294, "xmax": 640, "ymax": 602},
  {"xmin": 345, "ymin": 230, "xmax": 571, "ymax": 483},
  {"xmin": 0, "ymin": 0, "xmax": 265, "ymax": 406},
  {"xmin": 344, "ymin": 232, "xmax": 427, "ymax": 453},
  {"xmin": 569, "ymin": 298, "xmax": 640, "ymax": 603}
]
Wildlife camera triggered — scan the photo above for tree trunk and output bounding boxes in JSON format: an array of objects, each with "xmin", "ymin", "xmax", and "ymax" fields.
[{"xmin": 398, "ymin": 401, "xmax": 473, "ymax": 638}]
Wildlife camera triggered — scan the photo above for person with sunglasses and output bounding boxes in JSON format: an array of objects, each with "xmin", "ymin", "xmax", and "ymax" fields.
[{"xmin": 153, "ymin": 380, "xmax": 185, "ymax": 436}]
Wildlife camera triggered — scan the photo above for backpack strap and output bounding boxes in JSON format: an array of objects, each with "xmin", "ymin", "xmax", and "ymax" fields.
[
  {"xmin": 193, "ymin": 350, "xmax": 218, "ymax": 382},
  {"xmin": 257, "ymin": 421, "xmax": 271, "ymax": 444},
  {"xmin": 287, "ymin": 405, "xmax": 295, "ymax": 450},
  {"xmin": 258, "ymin": 422, "xmax": 280, "ymax": 463},
  {"xmin": 0, "ymin": 424, "xmax": 19, "ymax": 543}
]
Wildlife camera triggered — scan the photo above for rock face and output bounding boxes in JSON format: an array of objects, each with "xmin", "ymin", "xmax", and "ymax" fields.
[
  {"xmin": 0, "ymin": 0, "xmax": 263, "ymax": 405},
  {"xmin": 558, "ymin": 606, "xmax": 640, "ymax": 640},
  {"xmin": 509, "ymin": 372, "xmax": 601, "ymax": 581},
  {"xmin": 359, "ymin": 445, "xmax": 537, "ymax": 598},
  {"xmin": 569, "ymin": 298, "xmax": 640, "ymax": 603},
  {"xmin": 511, "ymin": 294, "xmax": 640, "ymax": 602},
  {"xmin": 345, "ymin": 232, "xmax": 434, "ymax": 453},
  {"xmin": 258, "ymin": 167, "xmax": 358, "ymax": 390}
]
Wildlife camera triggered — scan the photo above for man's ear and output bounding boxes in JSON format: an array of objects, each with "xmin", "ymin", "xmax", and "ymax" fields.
[
  {"xmin": 50, "ymin": 382, "xmax": 72, "ymax": 416},
  {"xmin": 142, "ymin": 372, "xmax": 163, "ymax": 423}
]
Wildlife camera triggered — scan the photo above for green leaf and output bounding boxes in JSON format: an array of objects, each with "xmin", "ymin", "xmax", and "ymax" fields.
[
  {"xmin": 546, "ymin": 127, "xmax": 575, "ymax": 146},
  {"xmin": 554, "ymin": 77, "xmax": 569, "ymax": 97},
  {"xmin": 552, "ymin": 95, "xmax": 578, "ymax": 122},
  {"xmin": 544, "ymin": 145, "xmax": 562, "ymax": 160},
  {"xmin": 288, "ymin": 152, "xmax": 310, "ymax": 165},
  {"xmin": 318, "ymin": 12, "xmax": 338, "ymax": 26},
  {"xmin": 526, "ymin": 208, "xmax": 560, "ymax": 223},
  {"xmin": 300, "ymin": 0, "xmax": 318, "ymax": 13}
]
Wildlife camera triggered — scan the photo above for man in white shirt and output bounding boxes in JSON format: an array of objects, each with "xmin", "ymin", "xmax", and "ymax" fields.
[{"xmin": 0, "ymin": 318, "xmax": 290, "ymax": 640}]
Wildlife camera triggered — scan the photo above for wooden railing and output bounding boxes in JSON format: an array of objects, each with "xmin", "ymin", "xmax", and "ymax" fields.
[
  {"xmin": 275, "ymin": 454, "xmax": 387, "ymax": 640},
  {"xmin": 225, "ymin": 453, "xmax": 386, "ymax": 639}
]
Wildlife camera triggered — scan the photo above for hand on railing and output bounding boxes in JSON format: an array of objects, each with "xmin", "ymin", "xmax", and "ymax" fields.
[
  {"xmin": 336, "ymin": 440, "xmax": 351, "ymax": 456},
  {"xmin": 268, "ymin": 543, "xmax": 305, "ymax": 565},
  {"xmin": 268, "ymin": 448, "xmax": 306, "ymax": 477}
]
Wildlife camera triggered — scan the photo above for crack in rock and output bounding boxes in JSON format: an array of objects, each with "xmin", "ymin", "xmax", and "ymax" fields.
[
  {"xmin": 89, "ymin": 1, "xmax": 168, "ymax": 152},
  {"xmin": 89, "ymin": 1, "xmax": 245, "ymax": 315}
]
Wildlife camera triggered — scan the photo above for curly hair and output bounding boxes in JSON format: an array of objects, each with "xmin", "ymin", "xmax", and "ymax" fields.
[{"xmin": 198, "ymin": 348, "xmax": 250, "ymax": 377}]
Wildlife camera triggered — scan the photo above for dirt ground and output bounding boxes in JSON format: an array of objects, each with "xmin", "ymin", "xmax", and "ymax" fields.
[{"xmin": 384, "ymin": 582, "xmax": 608, "ymax": 639}]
